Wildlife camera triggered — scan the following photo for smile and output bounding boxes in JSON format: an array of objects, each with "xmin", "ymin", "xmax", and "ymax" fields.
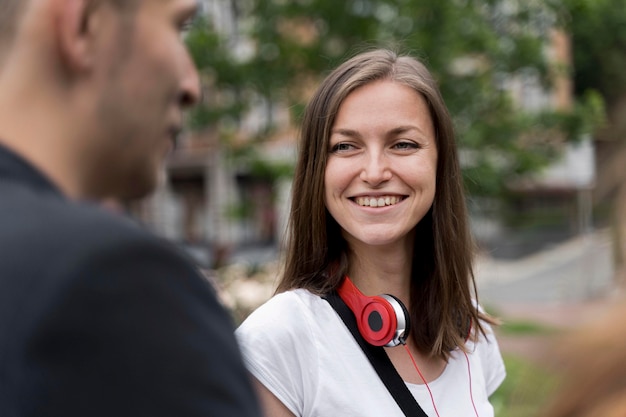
[{"xmin": 353, "ymin": 196, "xmax": 405, "ymax": 207}]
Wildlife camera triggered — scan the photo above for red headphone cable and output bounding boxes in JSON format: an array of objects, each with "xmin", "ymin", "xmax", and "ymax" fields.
[
  {"xmin": 403, "ymin": 344, "xmax": 480, "ymax": 417},
  {"xmin": 402, "ymin": 343, "xmax": 441, "ymax": 417},
  {"xmin": 463, "ymin": 350, "xmax": 480, "ymax": 417}
]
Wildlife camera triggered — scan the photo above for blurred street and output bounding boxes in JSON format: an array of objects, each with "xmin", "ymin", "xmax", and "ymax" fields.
[
  {"xmin": 476, "ymin": 228, "xmax": 616, "ymax": 307},
  {"xmin": 474, "ymin": 227, "xmax": 623, "ymax": 364}
]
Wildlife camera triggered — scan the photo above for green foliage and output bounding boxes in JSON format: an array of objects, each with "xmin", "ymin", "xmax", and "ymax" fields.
[
  {"xmin": 491, "ymin": 354, "xmax": 561, "ymax": 417},
  {"xmin": 185, "ymin": 16, "xmax": 250, "ymax": 131},
  {"xmin": 185, "ymin": 0, "xmax": 604, "ymax": 199},
  {"xmin": 563, "ymin": 0, "xmax": 626, "ymax": 108},
  {"xmin": 229, "ymin": 145, "xmax": 295, "ymax": 181},
  {"xmin": 248, "ymin": 159, "xmax": 294, "ymax": 181},
  {"xmin": 499, "ymin": 319, "xmax": 557, "ymax": 335},
  {"xmin": 224, "ymin": 146, "xmax": 294, "ymax": 221}
]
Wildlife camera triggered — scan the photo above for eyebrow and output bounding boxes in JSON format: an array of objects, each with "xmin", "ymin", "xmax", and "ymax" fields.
[
  {"xmin": 179, "ymin": 0, "xmax": 200, "ymax": 20},
  {"xmin": 330, "ymin": 128, "xmax": 361, "ymax": 139},
  {"xmin": 388, "ymin": 125, "xmax": 427, "ymax": 136},
  {"xmin": 191, "ymin": 0, "xmax": 200, "ymax": 16},
  {"xmin": 331, "ymin": 125, "xmax": 428, "ymax": 138}
]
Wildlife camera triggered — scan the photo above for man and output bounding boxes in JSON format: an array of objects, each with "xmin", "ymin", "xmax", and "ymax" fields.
[{"xmin": 0, "ymin": 1, "xmax": 261, "ymax": 416}]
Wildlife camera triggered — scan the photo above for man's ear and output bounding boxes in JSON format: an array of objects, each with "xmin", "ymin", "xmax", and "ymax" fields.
[{"xmin": 54, "ymin": 0, "xmax": 104, "ymax": 72}]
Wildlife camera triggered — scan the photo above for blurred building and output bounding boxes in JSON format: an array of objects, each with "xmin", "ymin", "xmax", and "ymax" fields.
[
  {"xmin": 131, "ymin": 1, "xmax": 598, "ymax": 267},
  {"xmin": 471, "ymin": 29, "xmax": 598, "ymax": 259}
]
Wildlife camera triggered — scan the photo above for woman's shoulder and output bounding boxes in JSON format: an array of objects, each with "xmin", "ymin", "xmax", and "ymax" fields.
[
  {"xmin": 236, "ymin": 289, "xmax": 332, "ymax": 340},
  {"xmin": 235, "ymin": 289, "xmax": 331, "ymax": 415},
  {"xmin": 250, "ymin": 288, "xmax": 332, "ymax": 316}
]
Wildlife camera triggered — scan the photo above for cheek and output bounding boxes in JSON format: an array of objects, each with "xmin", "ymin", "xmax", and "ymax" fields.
[
  {"xmin": 402, "ymin": 164, "xmax": 437, "ymax": 204},
  {"xmin": 414, "ymin": 155, "xmax": 438, "ymax": 187},
  {"xmin": 324, "ymin": 172, "xmax": 343, "ymax": 208},
  {"xmin": 324, "ymin": 159, "xmax": 351, "ymax": 190},
  {"xmin": 323, "ymin": 163, "xmax": 348, "ymax": 213},
  {"xmin": 420, "ymin": 171, "xmax": 437, "ymax": 196},
  {"xmin": 122, "ymin": 49, "xmax": 173, "ymax": 95}
]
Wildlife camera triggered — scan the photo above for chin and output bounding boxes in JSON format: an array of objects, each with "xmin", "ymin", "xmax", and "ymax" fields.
[
  {"xmin": 348, "ymin": 232, "xmax": 406, "ymax": 248},
  {"xmin": 116, "ymin": 173, "xmax": 158, "ymax": 202}
]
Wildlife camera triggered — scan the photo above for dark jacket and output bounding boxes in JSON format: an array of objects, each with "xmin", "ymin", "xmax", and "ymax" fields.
[{"xmin": 0, "ymin": 144, "xmax": 260, "ymax": 417}]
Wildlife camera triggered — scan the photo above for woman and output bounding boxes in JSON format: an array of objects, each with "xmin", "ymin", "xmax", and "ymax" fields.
[{"xmin": 236, "ymin": 49, "xmax": 505, "ymax": 417}]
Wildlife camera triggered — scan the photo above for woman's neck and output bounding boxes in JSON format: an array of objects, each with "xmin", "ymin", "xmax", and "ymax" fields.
[{"xmin": 346, "ymin": 239, "xmax": 413, "ymax": 303}]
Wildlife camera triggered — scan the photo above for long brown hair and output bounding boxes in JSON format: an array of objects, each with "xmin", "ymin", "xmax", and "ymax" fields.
[{"xmin": 277, "ymin": 48, "xmax": 497, "ymax": 359}]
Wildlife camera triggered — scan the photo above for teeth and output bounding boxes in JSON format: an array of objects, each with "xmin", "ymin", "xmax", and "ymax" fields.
[{"xmin": 355, "ymin": 196, "xmax": 402, "ymax": 207}]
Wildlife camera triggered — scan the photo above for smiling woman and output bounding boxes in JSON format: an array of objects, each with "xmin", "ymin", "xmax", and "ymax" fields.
[
  {"xmin": 324, "ymin": 80, "xmax": 437, "ymax": 249},
  {"xmin": 236, "ymin": 49, "xmax": 505, "ymax": 417}
]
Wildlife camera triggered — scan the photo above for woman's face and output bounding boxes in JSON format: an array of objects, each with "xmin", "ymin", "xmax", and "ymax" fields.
[{"xmin": 324, "ymin": 80, "xmax": 438, "ymax": 249}]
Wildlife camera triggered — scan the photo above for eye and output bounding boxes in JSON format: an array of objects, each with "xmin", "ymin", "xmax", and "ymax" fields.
[
  {"xmin": 178, "ymin": 9, "xmax": 200, "ymax": 37},
  {"xmin": 330, "ymin": 142, "xmax": 356, "ymax": 153},
  {"xmin": 179, "ymin": 18, "xmax": 195, "ymax": 36},
  {"xmin": 182, "ymin": 14, "xmax": 199, "ymax": 31},
  {"xmin": 392, "ymin": 141, "xmax": 419, "ymax": 150}
]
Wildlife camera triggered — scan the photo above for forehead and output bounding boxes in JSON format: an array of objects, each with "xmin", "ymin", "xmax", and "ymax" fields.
[
  {"xmin": 139, "ymin": 0, "xmax": 199, "ymax": 12},
  {"xmin": 338, "ymin": 81, "xmax": 430, "ymax": 120}
]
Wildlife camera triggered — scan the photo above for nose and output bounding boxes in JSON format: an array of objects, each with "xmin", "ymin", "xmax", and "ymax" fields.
[
  {"xmin": 360, "ymin": 150, "xmax": 392, "ymax": 186},
  {"xmin": 178, "ymin": 54, "xmax": 201, "ymax": 108}
]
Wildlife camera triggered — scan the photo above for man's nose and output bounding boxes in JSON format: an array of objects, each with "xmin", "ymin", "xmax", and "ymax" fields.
[{"xmin": 179, "ymin": 55, "xmax": 201, "ymax": 108}]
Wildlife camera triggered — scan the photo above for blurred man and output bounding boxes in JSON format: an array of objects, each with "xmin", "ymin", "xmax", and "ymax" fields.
[
  {"xmin": 0, "ymin": 1, "xmax": 261, "ymax": 416},
  {"xmin": 541, "ymin": 299, "xmax": 626, "ymax": 417}
]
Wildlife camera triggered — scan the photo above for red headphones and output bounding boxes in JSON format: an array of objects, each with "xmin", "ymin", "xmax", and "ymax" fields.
[{"xmin": 337, "ymin": 276, "xmax": 410, "ymax": 347}]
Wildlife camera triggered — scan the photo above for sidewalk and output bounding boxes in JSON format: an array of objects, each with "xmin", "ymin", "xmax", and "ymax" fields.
[
  {"xmin": 475, "ymin": 228, "xmax": 616, "ymax": 307},
  {"xmin": 471, "ymin": 228, "xmax": 623, "ymax": 363},
  {"xmin": 492, "ymin": 292, "xmax": 625, "ymax": 366}
]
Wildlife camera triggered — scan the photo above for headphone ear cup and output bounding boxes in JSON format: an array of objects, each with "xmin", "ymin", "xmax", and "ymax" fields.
[
  {"xmin": 380, "ymin": 294, "xmax": 410, "ymax": 347},
  {"xmin": 357, "ymin": 296, "xmax": 399, "ymax": 347},
  {"xmin": 336, "ymin": 277, "xmax": 411, "ymax": 347}
]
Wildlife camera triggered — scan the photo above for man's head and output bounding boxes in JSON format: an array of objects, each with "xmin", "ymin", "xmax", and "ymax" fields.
[
  {"xmin": 0, "ymin": 0, "xmax": 25, "ymax": 62},
  {"xmin": 0, "ymin": 0, "xmax": 136, "ymax": 73},
  {"xmin": 0, "ymin": 0, "xmax": 23, "ymax": 31},
  {"xmin": 0, "ymin": 0, "xmax": 200, "ymax": 201}
]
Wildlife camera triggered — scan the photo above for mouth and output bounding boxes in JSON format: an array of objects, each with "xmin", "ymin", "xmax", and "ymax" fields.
[
  {"xmin": 352, "ymin": 195, "xmax": 406, "ymax": 208},
  {"xmin": 168, "ymin": 126, "xmax": 182, "ymax": 150}
]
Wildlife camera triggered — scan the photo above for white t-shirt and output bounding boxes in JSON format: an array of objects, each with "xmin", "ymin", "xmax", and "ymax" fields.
[{"xmin": 236, "ymin": 289, "xmax": 506, "ymax": 417}]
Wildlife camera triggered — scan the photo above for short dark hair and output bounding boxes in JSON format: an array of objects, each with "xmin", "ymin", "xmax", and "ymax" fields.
[
  {"xmin": 0, "ymin": 0, "xmax": 25, "ymax": 43},
  {"xmin": 0, "ymin": 0, "xmax": 139, "ymax": 62},
  {"xmin": 105, "ymin": 0, "xmax": 140, "ymax": 11},
  {"xmin": 0, "ymin": 0, "xmax": 138, "ymax": 36}
]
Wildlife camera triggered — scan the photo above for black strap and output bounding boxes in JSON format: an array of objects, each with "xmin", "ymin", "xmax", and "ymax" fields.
[{"xmin": 324, "ymin": 291, "xmax": 428, "ymax": 417}]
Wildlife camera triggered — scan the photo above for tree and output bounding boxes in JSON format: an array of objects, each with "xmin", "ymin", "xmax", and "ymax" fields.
[
  {"xmin": 564, "ymin": 0, "xmax": 626, "ymax": 109},
  {"xmin": 187, "ymin": 0, "xmax": 602, "ymax": 198},
  {"xmin": 563, "ymin": 0, "xmax": 626, "ymax": 279}
]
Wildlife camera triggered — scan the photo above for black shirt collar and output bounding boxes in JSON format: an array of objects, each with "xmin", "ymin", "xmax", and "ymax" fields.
[{"xmin": 0, "ymin": 142, "xmax": 64, "ymax": 199}]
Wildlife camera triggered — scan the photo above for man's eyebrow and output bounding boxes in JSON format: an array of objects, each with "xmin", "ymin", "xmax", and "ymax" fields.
[
  {"xmin": 180, "ymin": 0, "xmax": 200, "ymax": 20},
  {"xmin": 191, "ymin": 0, "xmax": 200, "ymax": 17}
]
